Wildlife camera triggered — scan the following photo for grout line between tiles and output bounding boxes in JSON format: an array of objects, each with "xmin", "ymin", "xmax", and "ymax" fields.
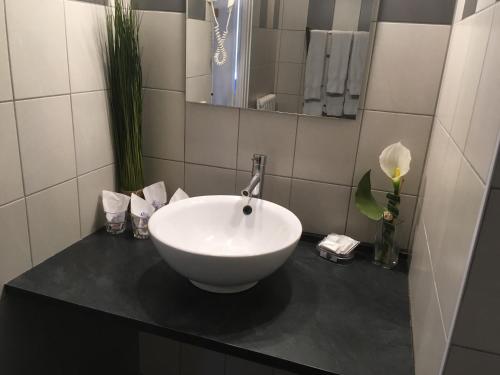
[
  {"xmin": 361, "ymin": 107, "xmax": 436, "ymax": 118},
  {"xmin": 76, "ymin": 162, "xmax": 115, "ymax": 179},
  {"xmin": 143, "ymin": 86, "xmax": 185, "ymax": 94},
  {"xmin": 3, "ymin": 0, "xmax": 34, "ymax": 267},
  {"xmin": 287, "ymin": 114, "xmax": 299, "ymax": 209},
  {"xmin": 233, "ymin": 108, "xmax": 241, "ymax": 193},
  {"xmin": 62, "ymin": 0, "xmax": 83, "ymax": 239},
  {"xmin": 344, "ymin": 111, "xmax": 366, "ymax": 235},
  {"xmin": 453, "ymin": 343, "xmax": 500, "ymax": 357},
  {"xmin": 422, "ymin": 221, "xmax": 450, "ymax": 342}
]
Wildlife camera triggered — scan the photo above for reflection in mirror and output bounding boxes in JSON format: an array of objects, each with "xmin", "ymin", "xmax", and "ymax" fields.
[{"xmin": 186, "ymin": 0, "xmax": 377, "ymax": 119}]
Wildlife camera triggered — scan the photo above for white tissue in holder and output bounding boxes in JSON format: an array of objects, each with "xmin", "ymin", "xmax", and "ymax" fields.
[
  {"xmin": 131, "ymin": 193, "xmax": 155, "ymax": 218},
  {"xmin": 102, "ymin": 190, "xmax": 130, "ymax": 223},
  {"xmin": 143, "ymin": 181, "xmax": 167, "ymax": 210},
  {"xmin": 131, "ymin": 194, "xmax": 155, "ymax": 239},
  {"xmin": 317, "ymin": 234, "xmax": 360, "ymax": 263},
  {"xmin": 169, "ymin": 188, "xmax": 189, "ymax": 204}
]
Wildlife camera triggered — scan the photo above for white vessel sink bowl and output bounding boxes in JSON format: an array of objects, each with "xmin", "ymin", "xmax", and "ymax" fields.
[{"xmin": 149, "ymin": 195, "xmax": 302, "ymax": 293}]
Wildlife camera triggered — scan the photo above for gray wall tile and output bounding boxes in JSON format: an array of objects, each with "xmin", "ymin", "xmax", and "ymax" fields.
[
  {"xmin": 463, "ymin": 0, "xmax": 479, "ymax": 19},
  {"xmin": 444, "ymin": 345, "xmax": 500, "ymax": 375},
  {"xmin": 188, "ymin": 0, "xmax": 206, "ymax": 20},
  {"xmin": 133, "ymin": 0, "xmax": 186, "ymax": 12},
  {"xmin": 378, "ymin": 0, "xmax": 456, "ymax": 24},
  {"xmin": 307, "ymin": 0, "xmax": 335, "ymax": 30}
]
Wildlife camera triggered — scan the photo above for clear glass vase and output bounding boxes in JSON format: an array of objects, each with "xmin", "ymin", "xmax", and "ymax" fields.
[{"xmin": 374, "ymin": 219, "xmax": 399, "ymax": 269}]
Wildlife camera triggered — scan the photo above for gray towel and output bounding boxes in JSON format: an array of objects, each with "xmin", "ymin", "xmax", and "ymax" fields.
[
  {"xmin": 326, "ymin": 95, "xmax": 344, "ymax": 117},
  {"xmin": 326, "ymin": 31, "xmax": 353, "ymax": 95},
  {"xmin": 303, "ymin": 100, "xmax": 324, "ymax": 116},
  {"xmin": 343, "ymin": 90, "xmax": 358, "ymax": 116},
  {"xmin": 347, "ymin": 31, "xmax": 369, "ymax": 96},
  {"xmin": 304, "ymin": 30, "xmax": 328, "ymax": 100}
]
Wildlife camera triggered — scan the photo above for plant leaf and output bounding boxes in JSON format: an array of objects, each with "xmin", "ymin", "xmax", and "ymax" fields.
[{"xmin": 355, "ymin": 170, "xmax": 385, "ymax": 221}]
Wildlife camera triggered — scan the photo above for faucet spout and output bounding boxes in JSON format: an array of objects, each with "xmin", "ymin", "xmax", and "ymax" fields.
[
  {"xmin": 240, "ymin": 154, "xmax": 266, "ymax": 199},
  {"xmin": 241, "ymin": 172, "xmax": 261, "ymax": 197}
]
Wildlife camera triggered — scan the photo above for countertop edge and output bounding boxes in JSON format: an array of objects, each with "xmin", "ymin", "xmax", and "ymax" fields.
[{"xmin": 4, "ymin": 283, "xmax": 337, "ymax": 375}]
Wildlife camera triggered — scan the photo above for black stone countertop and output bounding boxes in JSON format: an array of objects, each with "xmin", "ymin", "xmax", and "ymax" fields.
[{"xmin": 5, "ymin": 231, "xmax": 414, "ymax": 375}]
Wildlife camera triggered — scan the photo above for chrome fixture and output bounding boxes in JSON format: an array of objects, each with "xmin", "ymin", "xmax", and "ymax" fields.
[{"xmin": 241, "ymin": 154, "xmax": 266, "ymax": 199}]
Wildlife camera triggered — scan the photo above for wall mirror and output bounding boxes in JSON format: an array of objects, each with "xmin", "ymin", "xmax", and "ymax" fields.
[{"xmin": 186, "ymin": 0, "xmax": 378, "ymax": 119}]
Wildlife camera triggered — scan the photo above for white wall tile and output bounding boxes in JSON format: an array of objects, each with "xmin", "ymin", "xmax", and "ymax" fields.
[
  {"xmin": 346, "ymin": 189, "xmax": 417, "ymax": 249},
  {"xmin": 290, "ymin": 179, "xmax": 350, "ymax": 234},
  {"xmin": 433, "ymin": 157, "xmax": 486, "ymax": 336},
  {"xmin": 140, "ymin": 11, "xmax": 185, "ymax": 91},
  {"xmin": 465, "ymin": 6, "xmax": 500, "ymax": 182},
  {"xmin": 181, "ymin": 343, "xmax": 224, "ymax": 375},
  {"xmin": 73, "ymin": 91, "xmax": 114, "ymax": 175},
  {"xmin": 409, "ymin": 221, "xmax": 447, "ymax": 375},
  {"xmin": 186, "ymin": 19, "xmax": 212, "ymax": 78},
  {"xmin": 185, "ymin": 163, "xmax": 236, "ymax": 196},
  {"xmin": 0, "ymin": 102, "xmax": 24, "ymax": 206},
  {"xmin": 143, "ymin": 89, "xmax": 185, "ymax": 161},
  {"xmin": 0, "ymin": 199, "xmax": 31, "ymax": 293},
  {"xmin": 143, "ymin": 157, "xmax": 185, "ymax": 198},
  {"xmin": 278, "ymin": 30, "xmax": 305, "ymax": 64},
  {"xmin": 276, "ymin": 63, "xmax": 302, "ymax": 95},
  {"xmin": 450, "ymin": 8, "xmax": 494, "ymax": 150},
  {"xmin": 354, "ymin": 110, "xmax": 432, "ymax": 195},
  {"xmin": 77, "ymin": 165, "xmax": 116, "ymax": 238},
  {"xmin": 139, "ymin": 332, "xmax": 180, "ymax": 375},
  {"xmin": 365, "ymin": 23, "xmax": 449, "ymax": 115},
  {"xmin": 238, "ymin": 110, "xmax": 297, "ymax": 176},
  {"xmin": 281, "ymin": 0, "xmax": 309, "ymax": 31},
  {"xmin": 16, "ymin": 95, "xmax": 76, "ymax": 194},
  {"xmin": 186, "ymin": 103, "xmax": 239, "ymax": 168},
  {"xmin": 293, "ymin": 114, "xmax": 361, "ymax": 185},
  {"xmin": 26, "ymin": 179, "xmax": 80, "ymax": 266},
  {"xmin": 452, "ymin": 189, "xmax": 500, "ymax": 353},
  {"xmin": 236, "ymin": 171, "xmax": 291, "ymax": 208},
  {"xmin": 435, "ymin": 21, "xmax": 470, "ymax": 132},
  {"xmin": 64, "ymin": 0, "xmax": 106, "ymax": 93},
  {"xmin": 420, "ymin": 124, "xmax": 461, "ymax": 267},
  {"xmin": 225, "ymin": 355, "xmax": 273, "ymax": 375},
  {"xmin": 444, "ymin": 346, "xmax": 500, "ymax": 375},
  {"xmin": 6, "ymin": 0, "xmax": 70, "ymax": 99},
  {"xmin": 0, "ymin": 0, "xmax": 11, "ymax": 101}
]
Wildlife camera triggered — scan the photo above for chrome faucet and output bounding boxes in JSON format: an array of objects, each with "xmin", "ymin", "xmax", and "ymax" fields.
[{"xmin": 241, "ymin": 154, "xmax": 266, "ymax": 199}]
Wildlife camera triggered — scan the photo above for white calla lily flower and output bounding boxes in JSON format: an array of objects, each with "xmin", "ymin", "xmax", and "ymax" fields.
[{"xmin": 379, "ymin": 142, "xmax": 411, "ymax": 183}]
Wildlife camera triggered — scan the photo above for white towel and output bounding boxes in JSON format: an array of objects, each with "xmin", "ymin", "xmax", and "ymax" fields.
[
  {"xmin": 304, "ymin": 30, "xmax": 328, "ymax": 100},
  {"xmin": 347, "ymin": 31, "xmax": 369, "ymax": 96},
  {"xmin": 326, "ymin": 30, "xmax": 353, "ymax": 95}
]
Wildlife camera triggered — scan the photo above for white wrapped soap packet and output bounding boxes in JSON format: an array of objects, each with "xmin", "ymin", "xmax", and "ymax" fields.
[
  {"xmin": 169, "ymin": 188, "xmax": 189, "ymax": 204},
  {"xmin": 143, "ymin": 181, "xmax": 167, "ymax": 210},
  {"xmin": 102, "ymin": 190, "xmax": 130, "ymax": 223}
]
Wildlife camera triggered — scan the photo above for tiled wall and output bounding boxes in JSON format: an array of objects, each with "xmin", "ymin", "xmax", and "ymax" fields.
[
  {"xmin": 0, "ymin": 0, "xmax": 115, "ymax": 293},
  {"xmin": 409, "ymin": 1, "xmax": 500, "ymax": 374},
  {"xmin": 140, "ymin": 3, "xmax": 451, "ymax": 253}
]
